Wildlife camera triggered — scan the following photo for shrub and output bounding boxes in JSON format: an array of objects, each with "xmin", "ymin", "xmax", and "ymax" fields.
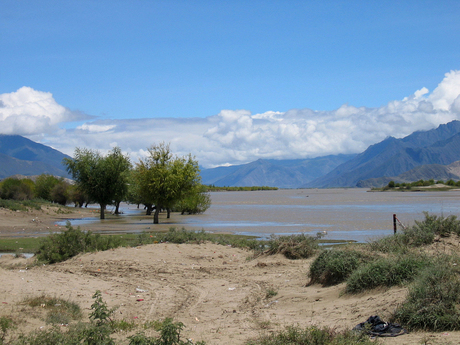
[
  {"xmin": 36, "ymin": 222, "xmax": 122, "ymax": 264},
  {"xmin": 345, "ymin": 254, "xmax": 431, "ymax": 294},
  {"xmin": 308, "ymin": 249, "xmax": 366, "ymax": 286},
  {"xmin": 266, "ymin": 234, "xmax": 318, "ymax": 259},
  {"xmin": 392, "ymin": 259, "xmax": 460, "ymax": 331}
]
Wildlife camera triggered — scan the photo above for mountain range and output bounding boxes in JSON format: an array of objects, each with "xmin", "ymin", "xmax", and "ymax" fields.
[
  {"xmin": 2, "ymin": 120, "xmax": 460, "ymax": 187},
  {"xmin": 0, "ymin": 135, "xmax": 70, "ymax": 179}
]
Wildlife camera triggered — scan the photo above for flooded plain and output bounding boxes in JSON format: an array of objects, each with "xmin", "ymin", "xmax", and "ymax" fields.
[
  {"xmin": 63, "ymin": 188, "xmax": 460, "ymax": 243},
  {"xmin": 178, "ymin": 188, "xmax": 460, "ymax": 242}
]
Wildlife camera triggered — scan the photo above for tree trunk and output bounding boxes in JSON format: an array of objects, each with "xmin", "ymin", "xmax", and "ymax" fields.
[
  {"xmin": 100, "ymin": 203, "xmax": 106, "ymax": 219},
  {"xmin": 153, "ymin": 208, "xmax": 160, "ymax": 224},
  {"xmin": 167, "ymin": 209, "xmax": 171, "ymax": 218},
  {"xmin": 145, "ymin": 204, "xmax": 153, "ymax": 216},
  {"xmin": 114, "ymin": 201, "xmax": 120, "ymax": 215}
]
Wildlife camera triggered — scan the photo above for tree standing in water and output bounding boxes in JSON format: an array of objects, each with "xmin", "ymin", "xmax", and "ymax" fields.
[{"xmin": 64, "ymin": 147, "xmax": 131, "ymax": 219}]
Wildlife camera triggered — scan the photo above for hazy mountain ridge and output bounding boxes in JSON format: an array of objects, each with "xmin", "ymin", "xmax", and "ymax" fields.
[
  {"xmin": 200, "ymin": 155, "xmax": 356, "ymax": 188},
  {"xmin": 305, "ymin": 120, "xmax": 460, "ymax": 188},
  {"xmin": 0, "ymin": 135, "xmax": 71, "ymax": 179}
]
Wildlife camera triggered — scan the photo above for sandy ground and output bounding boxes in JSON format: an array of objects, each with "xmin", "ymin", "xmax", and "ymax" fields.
[{"xmin": 1, "ymin": 206, "xmax": 460, "ymax": 344}]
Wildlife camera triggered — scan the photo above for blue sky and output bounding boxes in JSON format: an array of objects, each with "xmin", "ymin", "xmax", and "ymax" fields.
[{"xmin": 1, "ymin": 1, "xmax": 460, "ymax": 167}]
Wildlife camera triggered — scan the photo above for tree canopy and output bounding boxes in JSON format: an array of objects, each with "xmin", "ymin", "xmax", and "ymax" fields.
[
  {"xmin": 63, "ymin": 147, "xmax": 131, "ymax": 219},
  {"xmin": 132, "ymin": 143, "xmax": 202, "ymax": 223}
]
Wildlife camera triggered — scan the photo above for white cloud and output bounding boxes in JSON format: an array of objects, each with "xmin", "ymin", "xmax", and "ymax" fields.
[
  {"xmin": 77, "ymin": 123, "xmax": 116, "ymax": 133},
  {"xmin": 3, "ymin": 70, "xmax": 460, "ymax": 168},
  {"xmin": 0, "ymin": 87, "xmax": 91, "ymax": 135}
]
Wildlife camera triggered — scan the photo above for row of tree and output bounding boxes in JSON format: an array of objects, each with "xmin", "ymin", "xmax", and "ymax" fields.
[
  {"xmin": 64, "ymin": 143, "xmax": 210, "ymax": 223},
  {"xmin": 0, "ymin": 175, "xmax": 73, "ymax": 205}
]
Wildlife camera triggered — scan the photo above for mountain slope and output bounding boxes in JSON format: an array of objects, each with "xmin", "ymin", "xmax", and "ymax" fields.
[
  {"xmin": 201, "ymin": 154, "xmax": 355, "ymax": 188},
  {"xmin": 0, "ymin": 135, "xmax": 71, "ymax": 179},
  {"xmin": 305, "ymin": 120, "xmax": 460, "ymax": 188}
]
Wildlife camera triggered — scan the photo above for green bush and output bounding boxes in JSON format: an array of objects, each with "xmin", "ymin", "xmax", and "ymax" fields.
[
  {"xmin": 345, "ymin": 254, "xmax": 431, "ymax": 294},
  {"xmin": 266, "ymin": 233, "xmax": 318, "ymax": 259},
  {"xmin": 392, "ymin": 259, "xmax": 460, "ymax": 331},
  {"xmin": 245, "ymin": 325, "xmax": 375, "ymax": 345},
  {"xmin": 308, "ymin": 249, "xmax": 366, "ymax": 286},
  {"xmin": 36, "ymin": 222, "xmax": 122, "ymax": 264}
]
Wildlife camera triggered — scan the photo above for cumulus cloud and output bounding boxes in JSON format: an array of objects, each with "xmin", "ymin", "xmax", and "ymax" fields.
[
  {"xmin": 3, "ymin": 70, "xmax": 460, "ymax": 168},
  {"xmin": 0, "ymin": 87, "xmax": 91, "ymax": 135}
]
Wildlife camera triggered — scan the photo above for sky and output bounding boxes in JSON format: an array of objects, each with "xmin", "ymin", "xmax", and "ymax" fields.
[{"xmin": 1, "ymin": 0, "xmax": 460, "ymax": 168}]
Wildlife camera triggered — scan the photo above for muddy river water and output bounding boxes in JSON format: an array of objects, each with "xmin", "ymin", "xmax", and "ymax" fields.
[
  {"xmin": 176, "ymin": 188, "xmax": 460, "ymax": 242},
  {"xmin": 64, "ymin": 188, "xmax": 460, "ymax": 243}
]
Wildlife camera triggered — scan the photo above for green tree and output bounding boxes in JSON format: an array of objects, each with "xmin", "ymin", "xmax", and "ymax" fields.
[
  {"xmin": 132, "ymin": 143, "xmax": 202, "ymax": 224},
  {"xmin": 173, "ymin": 183, "xmax": 211, "ymax": 215},
  {"xmin": 0, "ymin": 177, "xmax": 34, "ymax": 200},
  {"xmin": 34, "ymin": 174, "xmax": 60, "ymax": 200},
  {"xmin": 107, "ymin": 147, "xmax": 132, "ymax": 215},
  {"xmin": 63, "ymin": 147, "xmax": 131, "ymax": 219},
  {"xmin": 50, "ymin": 180, "xmax": 70, "ymax": 205}
]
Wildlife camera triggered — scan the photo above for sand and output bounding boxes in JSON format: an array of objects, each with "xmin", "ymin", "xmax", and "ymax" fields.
[{"xmin": 1, "ymin": 206, "xmax": 460, "ymax": 344}]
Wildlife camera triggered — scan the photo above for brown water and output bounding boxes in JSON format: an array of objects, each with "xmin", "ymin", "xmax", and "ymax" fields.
[
  {"xmin": 177, "ymin": 188, "xmax": 460, "ymax": 242},
  {"xmin": 60, "ymin": 188, "xmax": 460, "ymax": 243}
]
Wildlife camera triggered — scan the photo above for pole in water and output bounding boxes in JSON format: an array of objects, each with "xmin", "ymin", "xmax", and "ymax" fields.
[{"xmin": 393, "ymin": 214, "xmax": 397, "ymax": 234}]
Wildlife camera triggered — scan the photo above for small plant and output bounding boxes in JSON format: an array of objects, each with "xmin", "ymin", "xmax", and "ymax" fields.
[
  {"xmin": 265, "ymin": 288, "xmax": 278, "ymax": 299},
  {"xmin": 128, "ymin": 318, "xmax": 206, "ymax": 345},
  {"xmin": 89, "ymin": 290, "xmax": 116, "ymax": 326}
]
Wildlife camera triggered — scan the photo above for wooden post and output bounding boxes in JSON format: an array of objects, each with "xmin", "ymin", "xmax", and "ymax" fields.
[{"xmin": 393, "ymin": 214, "xmax": 397, "ymax": 234}]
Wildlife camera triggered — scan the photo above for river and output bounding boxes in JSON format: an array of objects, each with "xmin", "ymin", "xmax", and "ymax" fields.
[{"xmin": 59, "ymin": 188, "xmax": 460, "ymax": 243}]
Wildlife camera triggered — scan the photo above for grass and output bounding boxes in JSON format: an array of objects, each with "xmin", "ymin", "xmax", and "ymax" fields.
[
  {"xmin": 391, "ymin": 258, "xmax": 460, "ymax": 331},
  {"xmin": 24, "ymin": 295, "xmax": 83, "ymax": 325},
  {"xmin": 306, "ymin": 212, "xmax": 460, "ymax": 332},
  {"xmin": 245, "ymin": 325, "xmax": 377, "ymax": 345},
  {"xmin": 266, "ymin": 233, "xmax": 319, "ymax": 259},
  {"xmin": 5, "ymin": 291, "xmax": 207, "ymax": 345},
  {"xmin": 345, "ymin": 253, "xmax": 431, "ymax": 294},
  {"xmin": 0, "ymin": 198, "xmax": 55, "ymax": 212},
  {"xmin": 308, "ymin": 249, "xmax": 367, "ymax": 286}
]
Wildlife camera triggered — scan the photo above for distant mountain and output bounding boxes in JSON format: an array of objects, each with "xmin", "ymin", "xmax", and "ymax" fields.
[
  {"xmin": 0, "ymin": 135, "xmax": 71, "ymax": 179},
  {"xmin": 305, "ymin": 121, "xmax": 460, "ymax": 188},
  {"xmin": 200, "ymin": 155, "xmax": 356, "ymax": 188}
]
